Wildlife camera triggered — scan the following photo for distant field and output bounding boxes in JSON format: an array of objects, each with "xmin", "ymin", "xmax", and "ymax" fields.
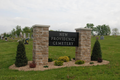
[{"xmin": 0, "ymin": 36, "xmax": 120, "ymax": 80}]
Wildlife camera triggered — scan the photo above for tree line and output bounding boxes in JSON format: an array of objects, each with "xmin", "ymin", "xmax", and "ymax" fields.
[
  {"xmin": 2, "ymin": 25, "xmax": 33, "ymax": 37},
  {"xmin": 85, "ymin": 23, "xmax": 119, "ymax": 36},
  {"xmin": 84, "ymin": 23, "xmax": 111, "ymax": 36},
  {"xmin": 1, "ymin": 24, "xmax": 119, "ymax": 37}
]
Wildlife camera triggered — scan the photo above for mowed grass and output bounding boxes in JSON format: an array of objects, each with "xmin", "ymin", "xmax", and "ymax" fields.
[{"xmin": 0, "ymin": 36, "xmax": 120, "ymax": 80}]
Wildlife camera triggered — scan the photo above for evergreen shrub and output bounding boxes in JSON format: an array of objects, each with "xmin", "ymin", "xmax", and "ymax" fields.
[
  {"xmin": 48, "ymin": 58, "xmax": 53, "ymax": 62},
  {"xmin": 75, "ymin": 60, "xmax": 85, "ymax": 64},
  {"xmin": 15, "ymin": 41, "xmax": 28, "ymax": 67},
  {"xmin": 73, "ymin": 58, "xmax": 75, "ymax": 60},
  {"xmin": 54, "ymin": 60, "xmax": 63, "ymax": 66},
  {"xmin": 43, "ymin": 65, "xmax": 49, "ymax": 68},
  {"xmin": 91, "ymin": 40, "xmax": 102, "ymax": 61},
  {"xmin": 58, "ymin": 56, "xmax": 69, "ymax": 62},
  {"xmin": 90, "ymin": 62, "xmax": 94, "ymax": 64}
]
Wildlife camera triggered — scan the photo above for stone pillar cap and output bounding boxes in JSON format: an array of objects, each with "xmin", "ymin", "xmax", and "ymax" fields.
[
  {"xmin": 32, "ymin": 24, "xmax": 50, "ymax": 28},
  {"xmin": 75, "ymin": 28, "xmax": 92, "ymax": 31}
]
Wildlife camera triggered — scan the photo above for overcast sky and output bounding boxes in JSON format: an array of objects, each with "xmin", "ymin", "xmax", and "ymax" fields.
[{"xmin": 0, "ymin": 0, "xmax": 120, "ymax": 34}]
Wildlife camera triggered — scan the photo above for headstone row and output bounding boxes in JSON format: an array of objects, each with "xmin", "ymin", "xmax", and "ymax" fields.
[
  {"xmin": 15, "ymin": 33, "xmax": 33, "ymax": 39},
  {"xmin": 0, "ymin": 33, "xmax": 33, "ymax": 41}
]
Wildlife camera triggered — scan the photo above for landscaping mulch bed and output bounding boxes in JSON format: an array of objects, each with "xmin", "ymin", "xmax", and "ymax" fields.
[{"xmin": 9, "ymin": 60, "xmax": 109, "ymax": 71}]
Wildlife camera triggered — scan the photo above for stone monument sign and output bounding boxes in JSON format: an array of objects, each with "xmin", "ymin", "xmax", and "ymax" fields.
[{"xmin": 32, "ymin": 24, "xmax": 91, "ymax": 65}]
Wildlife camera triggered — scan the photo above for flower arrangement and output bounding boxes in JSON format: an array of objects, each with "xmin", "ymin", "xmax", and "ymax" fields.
[{"xmin": 29, "ymin": 61, "xmax": 36, "ymax": 68}]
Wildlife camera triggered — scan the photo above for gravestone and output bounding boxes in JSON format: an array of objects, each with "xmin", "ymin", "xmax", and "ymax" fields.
[
  {"xmin": 15, "ymin": 34, "xmax": 17, "ymax": 38},
  {"xmin": 1, "ymin": 35, "xmax": 4, "ymax": 40},
  {"xmin": 23, "ymin": 33, "xmax": 26, "ymax": 39},
  {"xmin": 2, "ymin": 37, "xmax": 4, "ymax": 40},
  {"xmin": 28, "ymin": 33, "xmax": 30, "ymax": 39},
  {"xmin": 96, "ymin": 37, "xmax": 99, "ymax": 40},
  {"xmin": 20, "ymin": 32, "xmax": 22, "ymax": 38},
  {"xmin": 100, "ymin": 36, "xmax": 104, "ymax": 40},
  {"xmin": 31, "ymin": 34, "xmax": 33, "ymax": 39},
  {"xmin": 5, "ymin": 37, "xmax": 7, "ymax": 41}
]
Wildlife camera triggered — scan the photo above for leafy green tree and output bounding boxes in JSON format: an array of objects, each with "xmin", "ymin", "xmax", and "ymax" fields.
[
  {"xmin": 30, "ymin": 27, "xmax": 33, "ymax": 33},
  {"xmin": 85, "ymin": 23, "xmax": 94, "ymax": 29},
  {"xmin": 49, "ymin": 30, "xmax": 54, "ymax": 31},
  {"xmin": 91, "ymin": 39, "xmax": 102, "ymax": 61},
  {"xmin": 11, "ymin": 28, "xmax": 16, "ymax": 36},
  {"xmin": 112, "ymin": 28, "xmax": 119, "ymax": 35},
  {"xmin": 96, "ymin": 24, "xmax": 111, "ymax": 35},
  {"xmin": 23, "ymin": 27, "xmax": 31, "ymax": 33},
  {"xmin": 84, "ymin": 23, "xmax": 94, "ymax": 35},
  {"xmin": 15, "ymin": 41, "xmax": 28, "ymax": 67},
  {"xmin": 16, "ymin": 25, "xmax": 22, "ymax": 36},
  {"xmin": 3, "ymin": 32, "xmax": 7, "ymax": 37},
  {"xmin": 3, "ymin": 32, "xmax": 11, "ymax": 37}
]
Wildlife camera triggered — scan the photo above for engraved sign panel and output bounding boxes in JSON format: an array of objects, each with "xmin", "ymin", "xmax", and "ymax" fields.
[{"xmin": 49, "ymin": 31, "xmax": 79, "ymax": 46}]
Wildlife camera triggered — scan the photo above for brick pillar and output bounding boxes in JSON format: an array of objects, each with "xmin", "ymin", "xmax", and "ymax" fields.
[
  {"xmin": 32, "ymin": 24, "xmax": 50, "ymax": 65},
  {"xmin": 75, "ymin": 28, "xmax": 91, "ymax": 62}
]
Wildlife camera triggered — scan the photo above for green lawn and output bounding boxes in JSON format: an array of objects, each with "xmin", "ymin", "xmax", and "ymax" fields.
[{"xmin": 0, "ymin": 36, "xmax": 120, "ymax": 80}]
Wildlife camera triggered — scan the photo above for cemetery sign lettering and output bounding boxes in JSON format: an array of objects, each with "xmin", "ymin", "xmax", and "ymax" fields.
[{"xmin": 49, "ymin": 31, "xmax": 79, "ymax": 46}]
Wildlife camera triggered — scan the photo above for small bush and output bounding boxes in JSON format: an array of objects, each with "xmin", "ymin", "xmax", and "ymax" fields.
[
  {"xmin": 54, "ymin": 60, "xmax": 63, "ymax": 66},
  {"xmin": 58, "ymin": 56, "xmax": 69, "ymax": 62},
  {"xmin": 75, "ymin": 60, "xmax": 85, "ymax": 64},
  {"xmin": 48, "ymin": 58, "xmax": 53, "ymax": 62},
  {"xmin": 98, "ymin": 58, "xmax": 103, "ymax": 62},
  {"xmin": 90, "ymin": 62, "xmax": 94, "ymax": 64},
  {"xmin": 43, "ymin": 65, "xmax": 49, "ymax": 68},
  {"xmin": 68, "ymin": 56, "xmax": 71, "ymax": 61},
  {"xmin": 73, "ymin": 58, "xmax": 75, "ymax": 60}
]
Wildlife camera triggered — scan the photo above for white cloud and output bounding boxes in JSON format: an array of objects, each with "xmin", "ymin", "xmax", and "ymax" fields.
[{"xmin": 0, "ymin": 0, "xmax": 120, "ymax": 34}]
